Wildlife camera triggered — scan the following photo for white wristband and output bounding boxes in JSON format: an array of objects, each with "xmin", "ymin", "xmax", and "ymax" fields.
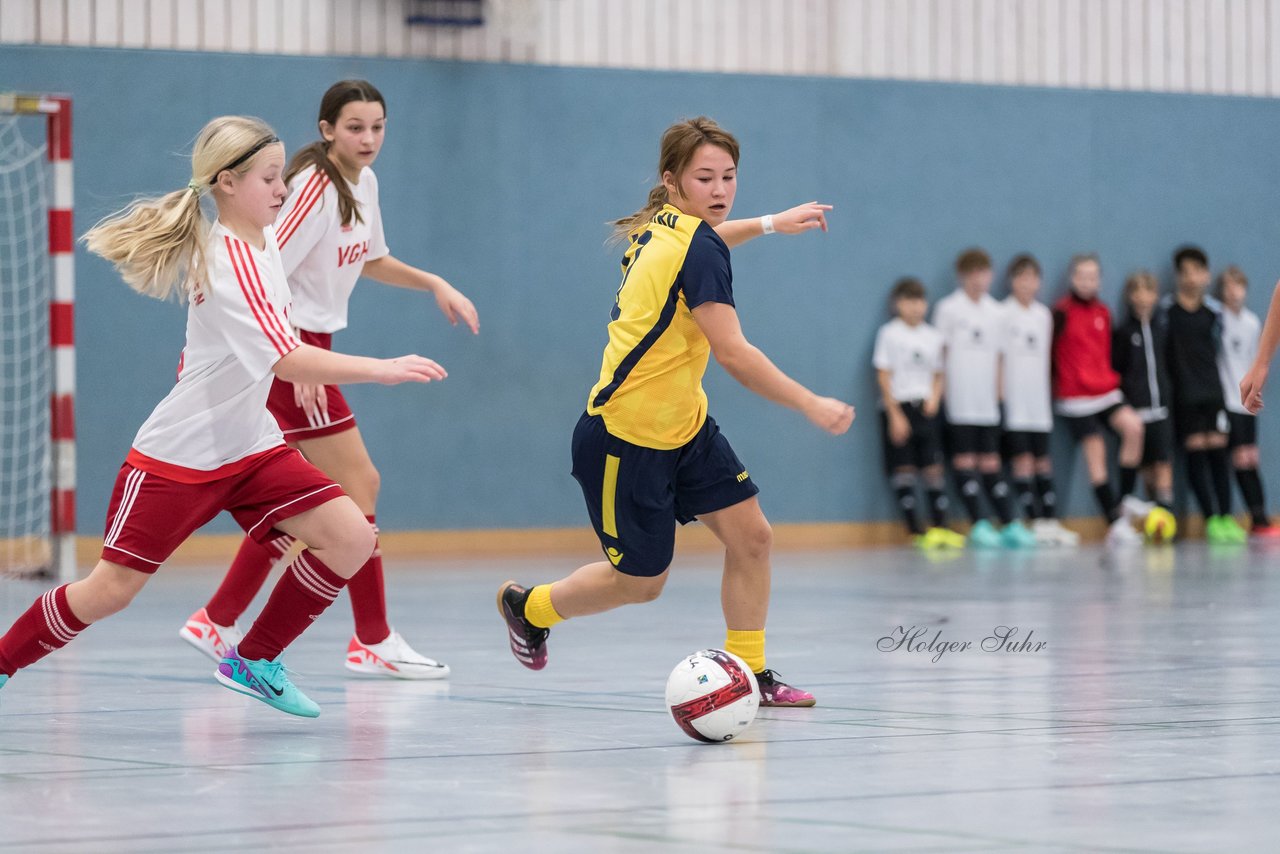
[{"xmin": 760, "ymin": 214, "xmax": 775, "ymax": 235}]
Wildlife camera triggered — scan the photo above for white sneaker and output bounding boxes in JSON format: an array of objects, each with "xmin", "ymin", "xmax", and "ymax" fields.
[
  {"xmin": 1106, "ymin": 516, "xmax": 1144, "ymax": 547},
  {"xmin": 1120, "ymin": 495, "xmax": 1156, "ymax": 524},
  {"xmin": 179, "ymin": 607, "xmax": 243, "ymax": 662},
  {"xmin": 346, "ymin": 630, "xmax": 451, "ymax": 680},
  {"xmin": 1033, "ymin": 518, "xmax": 1080, "ymax": 547}
]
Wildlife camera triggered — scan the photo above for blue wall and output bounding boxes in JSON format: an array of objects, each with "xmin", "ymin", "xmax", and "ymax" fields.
[{"xmin": 3, "ymin": 46, "xmax": 1280, "ymax": 533}]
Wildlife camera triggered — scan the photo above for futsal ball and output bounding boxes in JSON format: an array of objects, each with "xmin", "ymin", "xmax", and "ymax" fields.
[
  {"xmin": 1144, "ymin": 506, "xmax": 1178, "ymax": 543},
  {"xmin": 665, "ymin": 649, "xmax": 760, "ymax": 743}
]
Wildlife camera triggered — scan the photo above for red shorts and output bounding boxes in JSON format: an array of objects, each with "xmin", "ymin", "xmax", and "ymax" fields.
[
  {"xmin": 100, "ymin": 446, "xmax": 346, "ymax": 573},
  {"xmin": 267, "ymin": 329, "xmax": 357, "ymax": 440}
]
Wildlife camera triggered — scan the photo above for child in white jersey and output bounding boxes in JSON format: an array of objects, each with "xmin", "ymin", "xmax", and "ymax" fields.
[
  {"xmin": 934, "ymin": 248, "xmax": 1036, "ymax": 549},
  {"xmin": 180, "ymin": 81, "xmax": 478, "ymax": 679},
  {"xmin": 873, "ymin": 277, "xmax": 964, "ymax": 549},
  {"xmin": 0, "ymin": 117, "xmax": 445, "ymax": 717},
  {"xmin": 1217, "ymin": 266, "xmax": 1280, "ymax": 537},
  {"xmin": 998, "ymin": 254, "xmax": 1077, "ymax": 546}
]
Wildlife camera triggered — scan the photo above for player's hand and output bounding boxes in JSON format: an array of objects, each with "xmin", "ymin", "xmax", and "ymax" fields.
[
  {"xmin": 433, "ymin": 280, "xmax": 480, "ymax": 334},
  {"xmin": 1241, "ymin": 362, "xmax": 1269, "ymax": 413},
  {"xmin": 805, "ymin": 396, "xmax": 855, "ymax": 435},
  {"xmin": 888, "ymin": 411, "xmax": 911, "ymax": 444},
  {"xmin": 771, "ymin": 201, "xmax": 831, "ymax": 235},
  {"xmin": 377, "ymin": 355, "xmax": 448, "ymax": 385},
  {"xmin": 293, "ymin": 382, "xmax": 327, "ymax": 420},
  {"xmin": 922, "ymin": 397, "xmax": 940, "ymax": 418}
]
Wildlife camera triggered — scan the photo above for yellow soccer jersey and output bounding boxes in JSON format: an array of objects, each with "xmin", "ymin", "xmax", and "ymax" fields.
[{"xmin": 587, "ymin": 204, "xmax": 735, "ymax": 450}]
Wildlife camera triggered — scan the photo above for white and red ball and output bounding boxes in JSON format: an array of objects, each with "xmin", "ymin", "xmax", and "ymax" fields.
[{"xmin": 665, "ymin": 649, "xmax": 760, "ymax": 743}]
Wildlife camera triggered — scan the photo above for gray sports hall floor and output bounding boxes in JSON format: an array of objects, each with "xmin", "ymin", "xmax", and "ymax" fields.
[{"xmin": 2, "ymin": 544, "xmax": 1279, "ymax": 852}]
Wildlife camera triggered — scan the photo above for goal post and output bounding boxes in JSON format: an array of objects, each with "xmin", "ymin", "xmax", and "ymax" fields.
[{"xmin": 0, "ymin": 93, "xmax": 75, "ymax": 582}]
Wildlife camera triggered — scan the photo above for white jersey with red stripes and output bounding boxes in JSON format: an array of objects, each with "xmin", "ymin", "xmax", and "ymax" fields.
[
  {"xmin": 129, "ymin": 221, "xmax": 301, "ymax": 479},
  {"xmin": 275, "ymin": 164, "xmax": 390, "ymax": 334}
]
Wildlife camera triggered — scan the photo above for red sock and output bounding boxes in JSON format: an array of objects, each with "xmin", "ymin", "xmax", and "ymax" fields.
[
  {"xmin": 347, "ymin": 515, "xmax": 390, "ymax": 644},
  {"xmin": 237, "ymin": 550, "xmax": 348, "ymax": 662},
  {"xmin": 0, "ymin": 585, "xmax": 90, "ymax": 676},
  {"xmin": 206, "ymin": 535, "xmax": 294, "ymax": 626}
]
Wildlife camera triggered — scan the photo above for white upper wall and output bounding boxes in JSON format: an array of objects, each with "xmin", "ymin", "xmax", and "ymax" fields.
[{"xmin": 3, "ymin": 0, "xmax": 1278, "ymax": 97}]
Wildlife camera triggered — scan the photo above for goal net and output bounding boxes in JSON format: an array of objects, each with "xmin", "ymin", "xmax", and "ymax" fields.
[
  {"xmin": 0, "ymin": 94, "xmax": 74, "ymax": 581},
  {"xmin": 0, "ymin": 114, "xmax": 52, "ymax": 576}
]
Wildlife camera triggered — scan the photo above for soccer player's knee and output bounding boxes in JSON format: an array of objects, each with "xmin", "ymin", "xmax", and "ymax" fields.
[
  {"xmin": 96, "ymin": 574, "xmax": 142, "ymax": 616},
  {"xmin": 736, "ymin": 518, "xmax": 773, "ymax": 561},
  {"xmin": 354, "ymin": 462, "xmax": 381, "ymax": 501},
  {"xmin": 623, "ymin": 573, "xmax": 667, "ymax": 604}
]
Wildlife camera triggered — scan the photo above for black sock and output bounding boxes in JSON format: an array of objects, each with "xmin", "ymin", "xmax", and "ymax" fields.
[
  {"xmin": 1186, "ymin": 450, "xmax": 1216, "ymax": 517},
  {"xmin": 1236, "ymin": 467, "xmax": 1269, "ymax": 528},
  {"xmin": 1119, "ymin": 465, "xmax": 1139, "ymax": 499},
  {"xmin": 1093, "ymin": 481, "xmax": 1119, "ymax": 522},
  {"xmin": 1035, "ymin": 474, "xmax": 1058, "ymax": 519},
  {"xmin": 892, "ymin": 472, "xmax": 923, "ymax": 535},
  {"xmin": 925, "ymin": 479, "xmax": 949, "ymax": 529},
  {"xmin": 981, "ymin": 473, "xmax": 1015, "ymax": 525},
  {"xmin": 1208, "ymin": 447, "xmax": 1232, "ymax": 516},
  {"xmin": 955, "ymin": 470, "xmax": 984, "ymax": 523},
  {"xmin": 1013, "ymin": 478, "xmax": 1037, "ymax": 519}
]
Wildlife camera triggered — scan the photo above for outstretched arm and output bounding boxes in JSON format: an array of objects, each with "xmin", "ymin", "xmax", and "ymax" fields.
[
  {"xmin": 361, "ymin": 255, "xmax": 480, "ymax": 334},
  {"xmin": 274, "ymin": 344, "xmax": 447, "ymax": 387},
  {"xmin": 1240, "ymin": 278, "xmax": 1280, "ymax": 412},
  {"xmin": 691, "ymin": 301, "xmax": 853, "ymax": 434},
  {"xmin": 713, "ymin": 201, "xmax": 832, "ymax": 250}
]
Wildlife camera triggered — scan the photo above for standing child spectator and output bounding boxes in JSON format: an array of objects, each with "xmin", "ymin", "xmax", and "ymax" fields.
[
  {"xmin": 1164, "ymin": 245, "xmax": 1247, "ymax": 544},
  {"xmin": 1113, "ymin": 271, "xmax": 1176, "ymax": 512},
  {"xmin": 873, "ymin": 277, "xmax": 965, "ymax": 549},
  {"xmin": 934, "ymin": 248, "xmax": 1036, "ymax": 549},
  {"xmin": 1216, "ymin": 265, "xmax": 1280, "ymax": 537},
  {"xmin": 1051, "ymin": 254, "xmax": 1149, "ymax": 546},
  {"xmin": 998, "ymin": 254, "xmax": 1077, "ymax": 546}
]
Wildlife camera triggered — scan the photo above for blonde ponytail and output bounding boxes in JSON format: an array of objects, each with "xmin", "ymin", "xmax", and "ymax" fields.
[
  {"xmin": 82, "ymin": 188, "xmax": 208, "ymax": 301},
  {"xmin": 81, "ymin": 115, "xmax": 279, "ymax": 302}
]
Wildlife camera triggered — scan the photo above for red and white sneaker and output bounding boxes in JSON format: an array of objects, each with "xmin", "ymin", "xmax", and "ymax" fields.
[
  {"xmin": 1251, "ymin": 524, "xmax": 1280, "ymax": 540},
  {"xmin": 179, "ymin": 607, "xmax": 243, "ymax": 663},
  {"xmin": 756, "ymin": 669, "xmax": 816, "ymax": 707},
  {"xmin": 345, "ymin": 630, "xmax": 451, "ymax": 680}
]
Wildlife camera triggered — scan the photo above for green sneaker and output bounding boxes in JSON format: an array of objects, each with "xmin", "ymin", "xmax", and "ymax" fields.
[
  {"xmin": 1218, "ymin": 515, "xmax": 1248, "ymax": 544},
  {"xmin": 969, "ymin": 519, "xmax": 1003, "ymax": 549},
  {"xmin": 1000, "ymin": 520, "xmax": 1038, "ymax": 549},
  {"xmin": 1206, "ymin": 515, "xmax": 1231, "ymax": 545},
  {"xmin": 215, "ymin": 647, "xmax": 320, "ymax": 718}
]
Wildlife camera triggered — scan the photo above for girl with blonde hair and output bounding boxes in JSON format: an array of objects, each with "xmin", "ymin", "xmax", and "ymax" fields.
[{"xmin": 0, "ymin": 116, "xmax": 446, "ymax": 717}]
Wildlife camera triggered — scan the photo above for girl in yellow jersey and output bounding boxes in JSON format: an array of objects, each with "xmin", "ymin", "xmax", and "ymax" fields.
[{"xmin": 497, "ymin": 117, "xmax": 853, "ymax": 706}]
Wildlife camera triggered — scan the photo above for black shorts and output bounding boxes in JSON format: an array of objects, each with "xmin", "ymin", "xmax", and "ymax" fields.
[
  {"xmin": 1228, "ymin": 411, "xmax": 1258, "ymax": 449},
  {"xmin": 1002, "ymin": 430, "xmax": 1050, "ymax": 459},
  {"xmin": 1142, "ymin": 417, "xmax": 1174, "ymax": 466},
  {"xmin": 946, "ymin": 422, "xmax": 1001, "ymax": 456},
  {"xmin": 880, "ymin": 402, "xmax": 944, "ymax": 472},
  {"xmin": 1174, "ymin": 402, "xmax": 1229, "ymax": 440},
  {"xmin": 1063, "ymin": 403, "xmax": 1124, "ymax": 442},
  {"xmin": 571, "ymin": 412, "xmax": 758, "ymax": 578}
]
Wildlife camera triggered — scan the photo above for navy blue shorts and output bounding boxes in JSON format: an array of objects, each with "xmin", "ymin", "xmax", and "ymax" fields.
[{"xmin": 571, "ymin": 412, "xmax": 759, "ymax": 577}]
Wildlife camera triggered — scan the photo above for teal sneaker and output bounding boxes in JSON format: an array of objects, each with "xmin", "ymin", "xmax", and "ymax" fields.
[
  {"xmin": 0, "ymin": 674, "xmax": 7, "ymax": 691},
  {"xmin": 215, "ymin": 647, "xmax": 320, "ymax": 718},
  {"xmin": 1000, "ymin": 520, "xmax": 1038, "ymax": 549},
  {"xmin": 969, "ymin": 519, "xmax": 1003, "ymax": 549}
]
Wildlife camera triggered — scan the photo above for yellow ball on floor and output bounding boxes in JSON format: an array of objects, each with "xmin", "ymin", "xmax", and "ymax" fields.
[{"xmin": 1144, "ymin": 506, "xmax": 1178, "ymax": 544}]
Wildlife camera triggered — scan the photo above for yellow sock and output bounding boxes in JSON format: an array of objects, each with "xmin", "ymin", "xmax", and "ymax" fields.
[
  {"xmin": 725, "ymin": 629, "xmax": 766, "ymax": 673},
  {"xmin": 524, "ymin": 584, "xmax": 564, "ymax": 629}
]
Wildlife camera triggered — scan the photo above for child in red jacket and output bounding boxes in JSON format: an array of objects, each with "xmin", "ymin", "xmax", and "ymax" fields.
[{"xmin": 1052, "ymin": 254, "xmax": 1149, "ymax": 545}]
